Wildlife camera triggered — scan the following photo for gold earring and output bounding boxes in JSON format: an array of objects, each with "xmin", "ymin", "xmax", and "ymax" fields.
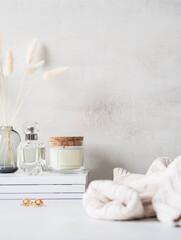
[
  {"xmin": 34, "ymin": 199, "xmax": 44, "ymax": 207},
  {"xmin": 22, "ymin": 198, "xmax": 31, "ymax": 207}
]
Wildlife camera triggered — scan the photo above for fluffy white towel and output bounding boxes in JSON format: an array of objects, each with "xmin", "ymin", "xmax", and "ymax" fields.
[
  {"xmin": 83, "ymin": 156, "xmax": 181, "ymax": 226},
  {"xmin": 113, "ymin": 157, "xmax": 172, "ymax": 187},
  {"xmin": 153, "ymin": 156, "xmax": 181, "ymax": 226},
  {"xmin": 82, "ymin": 180, "xmax": 144, "ymax": 220},
  {"xmin": 113, "ymin": 157, "xmax": 172, "ymax": 218}
]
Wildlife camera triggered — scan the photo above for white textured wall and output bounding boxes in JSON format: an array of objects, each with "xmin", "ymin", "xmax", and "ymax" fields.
[{"xmin": 0, "ymin": 0, "xmax": 181, "ymax": 181}]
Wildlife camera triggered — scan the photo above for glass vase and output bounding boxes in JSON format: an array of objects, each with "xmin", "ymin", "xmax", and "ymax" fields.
[{"xmin": 0, "ymin": 126, "xmax": 21, "ymax": 173}]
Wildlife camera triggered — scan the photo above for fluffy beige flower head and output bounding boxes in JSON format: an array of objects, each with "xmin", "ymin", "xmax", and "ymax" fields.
[
  {"xmin": 43, "ymin": 67, "xmax": 68, "ymax": 80},
  {"xmin": 26, "ymin": 39, "xmax": 38, "ymax": 64},
  {"xmin": 4, "ymin": 48, "xmax": 13, "ymax": 76},
  {"xmin": 27, "ymin": 60, "xmax": 45, "ymax": 74}
]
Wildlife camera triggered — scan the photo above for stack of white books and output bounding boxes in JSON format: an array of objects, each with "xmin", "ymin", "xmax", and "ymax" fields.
[{"xmin": 0, "ymin": 171, "xmax": 88, "ymax": 200}]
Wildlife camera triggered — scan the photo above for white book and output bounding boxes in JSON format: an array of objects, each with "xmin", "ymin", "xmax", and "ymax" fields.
[
  {"xmin": 0, "ymin": 193, "xmax": 83, "ymax": 200},
  {"xmin": 0, "ymin": 171, "xmax": 88, "ymax": 185},
  {"xmin": 0, "ymin": 184, "xmax": 86, "ymax": 193}
]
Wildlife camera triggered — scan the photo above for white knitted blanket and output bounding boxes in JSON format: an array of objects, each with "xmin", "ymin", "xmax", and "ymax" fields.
[{"xmin": 82, "ymin": 156, "xmax": 181, "ymax": 226}]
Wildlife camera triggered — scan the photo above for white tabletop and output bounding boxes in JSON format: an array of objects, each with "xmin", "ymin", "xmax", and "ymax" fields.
[{"xmin": 0, "ymin": 200, "xmax": 180, "ymax": 240}]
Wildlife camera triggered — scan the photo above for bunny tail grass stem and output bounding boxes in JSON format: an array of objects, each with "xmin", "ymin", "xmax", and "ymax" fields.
[
  {"xmin": 11, "ymin": 65, "xmax": 27, "ymax": 124},
  {"xmin": 0, "ymin": 30, "xmax": 2, "ymax": 53},
  {"xmin": 11, "ymin": 83, "xmax": 35, "ymax": 125},
  {"xmin": 7, "ymin": 77, "xmax": 12, "ymax": 125},
  {"xmin": 0, "ymin": 99, "xmax": 5, "ymax": 125},
  {"xmin": 0, "ymin": 64, "xmax": 7, "ymax": 125},
  {"xmin": 7, "ymin": 77, "xmax": 10, "ymax": 125},
  {"xmin": 3, "ymin": 76, "xmax": 8, "ymax": 125},
  {"xmin": 0, "ymin": 111, "xmax": 4, "ymax": 126}
]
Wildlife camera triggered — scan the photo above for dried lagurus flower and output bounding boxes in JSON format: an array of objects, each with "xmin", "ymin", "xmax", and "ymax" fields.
[
  {"xmin": 27, "ymin": 60, "xmax": 45, "ymax": 74},
  {"xmin": 43, "ymin": 67, "xmax": 68, "ymax": 80},
  {"xmin": 26, "ymin": 39, "xmax": 38, "ymax": 64},
  {"xmin": 4, "ymin": 48, "xmax": 13, "ymax": 76}
]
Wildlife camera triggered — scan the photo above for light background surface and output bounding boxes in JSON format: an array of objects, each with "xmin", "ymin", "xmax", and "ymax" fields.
[
  {"xmin": 0, "ymin": 200, "xmax": 180, "ymax": 240},
  {"xmin": 0, "ymin": 0, "xmax": 181, "ymax": 181}
]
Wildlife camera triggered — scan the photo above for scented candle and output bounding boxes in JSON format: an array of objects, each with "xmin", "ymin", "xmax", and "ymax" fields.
[{"xmin": 49, "ymin": 137, "xmax": 84, "ymax": 173}]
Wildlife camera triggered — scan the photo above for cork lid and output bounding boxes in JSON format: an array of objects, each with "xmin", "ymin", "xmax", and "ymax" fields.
[
  {"xmin": 49, "ymin": 137, "xmax": 83, "ymax": 141},
  {"xmin": 49, "ymin": 136, "xmax": 84, "ymax": 147}
]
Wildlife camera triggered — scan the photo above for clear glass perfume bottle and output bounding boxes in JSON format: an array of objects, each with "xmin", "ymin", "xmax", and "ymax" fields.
[{"xmin": 17, "ymin": 122, "xmax": 45, "ymax": 175}]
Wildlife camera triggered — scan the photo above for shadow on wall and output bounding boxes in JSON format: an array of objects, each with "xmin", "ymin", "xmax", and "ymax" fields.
[
  {"xmin": 38, "ymin": 44, "xmax": 51, "ymax": 67},
  {"xmin": 85, "ymin": 145, "xmax": 127, "ymax": 183}
]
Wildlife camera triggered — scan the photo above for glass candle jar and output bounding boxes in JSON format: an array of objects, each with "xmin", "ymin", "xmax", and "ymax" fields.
[{"xmin": 49, "ymin": 137, "xmax": 84, "ymax": 173}]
